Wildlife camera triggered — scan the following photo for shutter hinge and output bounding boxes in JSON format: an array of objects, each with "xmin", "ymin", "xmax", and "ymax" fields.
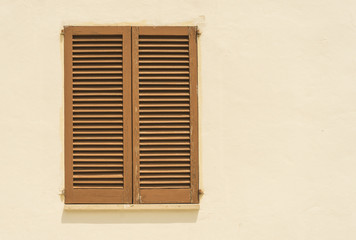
[
  {"xmin": 59, "ymin": 189, "xmax": 65, "ymax": 202},
  {"xmin": 196, "ymin": 28, "xmax": 202, "ymax": 37},
  {"xmin": 59, "ymin": 189, "xmax": 65, "ymax": 197},
  {"xmin": 60, "ymin": 29, "xmax": 64, "ymax": 36},
  {"xmin": 199, "ymin": 189, "xmax": 204, "ymax": 200}
]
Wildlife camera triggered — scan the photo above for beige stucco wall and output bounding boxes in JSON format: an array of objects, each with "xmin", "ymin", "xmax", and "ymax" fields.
[{"xmin": 1, "ymin": 0, "xmax": 356, "ymax": 239}]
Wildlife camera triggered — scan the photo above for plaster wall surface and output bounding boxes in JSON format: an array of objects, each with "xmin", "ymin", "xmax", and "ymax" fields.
[{"xmin": 1, "ymin": 0, "xmax": 356, "ymax": 239}]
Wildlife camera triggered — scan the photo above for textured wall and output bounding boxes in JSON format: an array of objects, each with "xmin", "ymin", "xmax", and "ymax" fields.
[{"xmin": 1, "ymin": 0, "xmax": 356, "ymax": 239}]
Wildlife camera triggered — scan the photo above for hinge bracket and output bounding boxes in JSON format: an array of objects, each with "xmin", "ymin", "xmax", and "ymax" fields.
[
  {"xmin": 196, "ymin": 28, "xmax": 202, "ymax": 37},
  {"xmin": 60, "ymin": 189, "xmax": 65, "ymax": 196}
]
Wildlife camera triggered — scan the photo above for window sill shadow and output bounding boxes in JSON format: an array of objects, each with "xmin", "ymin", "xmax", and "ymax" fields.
[{"xmin": 61, "ymin": 205, "xmax": 199, "ymax": 224}]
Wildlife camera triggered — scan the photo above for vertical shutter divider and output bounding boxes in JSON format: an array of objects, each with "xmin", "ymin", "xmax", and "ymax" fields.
[
  {"xmin": 188, "ymin": 27, "xmax": 199, "ymax": 203},
  {"xmin": 122, "ymin": 26, "xmax": 133, "ymax": 203},
  {"xmin": 132, "ymin": 27, "xmax": 141, "ymax": 203},
  {"xmin": 64, "ymin": 27, "xmax": 74, "ymax": 201}
]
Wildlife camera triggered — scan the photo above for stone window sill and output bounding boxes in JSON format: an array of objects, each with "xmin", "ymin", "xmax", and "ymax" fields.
[{"xmin": 64, "ymin": 204, "xmax": 200, "ymax": 210}]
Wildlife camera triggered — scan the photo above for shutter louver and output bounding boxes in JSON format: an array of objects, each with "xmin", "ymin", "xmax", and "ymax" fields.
[
  {"xmin": 65, "ymin": 27, "xmax": 132, "ymax": 203},
  {"xmin": 132, "ymin": 27, "xmax": 199, "ymax": 204}
]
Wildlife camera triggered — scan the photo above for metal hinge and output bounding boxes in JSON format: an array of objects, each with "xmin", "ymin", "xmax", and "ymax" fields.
[
  {"xmin": 59, "ymin": 189, "xmax": 65, "ymax": 197},
  {"xmin": 199, "ymin": 189, "xmax": 204, "ymax": 200},
  {"xmin": 196, "ymin": 28, "xmax": 202, "ymax": 37},
  {"xmin": 60, "ymin": 29, "xmax": 64, "ymax": 36}
]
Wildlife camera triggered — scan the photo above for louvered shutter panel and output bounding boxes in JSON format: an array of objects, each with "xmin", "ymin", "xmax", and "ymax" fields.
[
  {"xmin": 132, "ymin": 27, "xmax": 199, "ymax": 204},
  {"xmin": 64, "ymin": 27, "xmax": 132, "ymax": 203}
]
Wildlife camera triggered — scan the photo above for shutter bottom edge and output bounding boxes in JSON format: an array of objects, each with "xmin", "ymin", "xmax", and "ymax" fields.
[
  {"xmin": 65, "ymin": 188, "xmax": 130, "ymax": 204},
  {"xmin": 139, "ymin": 188, "xmax": 195, "ymax": 204}
]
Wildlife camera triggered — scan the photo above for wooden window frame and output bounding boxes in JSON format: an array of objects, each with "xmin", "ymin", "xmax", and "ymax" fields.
[{"xmin": 64, "ymin": 26, "xmax": 199, "ymax": 205}]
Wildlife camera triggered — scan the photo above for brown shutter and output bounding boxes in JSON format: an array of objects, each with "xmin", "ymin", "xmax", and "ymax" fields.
[
  {"xmin": 132, "ymin": 26, "xmax": 199, "ymax": 204},
  {"xmin": 64, "ymin": 26, "xmax": 132, "ymax": 203}
]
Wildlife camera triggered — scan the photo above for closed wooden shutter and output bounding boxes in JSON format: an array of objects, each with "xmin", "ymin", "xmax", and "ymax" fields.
[
  {"xmin": 64, "ymin": 27, "xmax": 132, "ymax": 203},
  {"xmin": 132, "ymin": 27, "xmax": 199, "ymax": 203}
]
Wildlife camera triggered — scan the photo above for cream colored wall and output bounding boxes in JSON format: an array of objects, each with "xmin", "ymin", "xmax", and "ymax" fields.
[{"xmin": 1, "ymin": 0, "xmax": 356, "ymax": 239}]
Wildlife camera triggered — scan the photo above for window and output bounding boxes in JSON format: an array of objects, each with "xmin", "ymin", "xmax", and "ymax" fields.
[{"xmin": 64, "ymin": 26, "xmax": 198, "ymax": 204}]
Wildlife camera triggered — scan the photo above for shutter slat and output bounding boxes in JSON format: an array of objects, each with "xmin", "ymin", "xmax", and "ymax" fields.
[
  {"xmin": 73, "ymin": 114, "xmax": 123, "ymax": 118},
  {"xmin": 73, "ymin": 54, "xmax": 123, "ymax": 58},
  {"xmin": 140, "ymin": 180, "xmax": 190, "ymax": 184},
  {"xmin": 74, "ymin": 142, "xmax": 123, "ymax": 145},
  {"xmin": 139, "ymin": 38, "xmax": 188, "ymax": 42},
  {"xmin": 140, "ymin": 141, "xmax": 190, "ymax": 145},
  {"xmin": 74, "ymin": 153, "xmax": 123, "ymax": 157},
  {"xmin": 140, "ymin": 163, "xmax": 190, "ymax": 167},
  {"xmin": 139, "ymin": 185, "xmax": 190, "ymax": 189},
  {"xmin": 73, "ymin": 93, "xmax": 123, "ymax": 96},
  {"xmin": 73, "ymin": 136, "xmax": 123, "ymax": 140},
  {"xmin": 74, "ymin": 180, "xmax": 123, "ymax": 184},
  {"xmin": 73, "ymin": 82, "xmax": 123, "ymax": 86},
  {"xmin": 139, "ymin": 82, "xmax": 189, "ymax": 86},
  {"xmin": 73, "ymin": 86, "xmax": 123, "ymax": 90},
  {"xmin": 73, "ymin": 173, "xmax": 123, "ymax": 178},
  {"xmin": 73, "ymin": 49, "xmax": 123, "ymax": 53},
  {"xmin": 139, "ymin": 54, "xmax": 189, "ymax": 58},
  {"xmin": 139, "ymin": 129, "xmax": 190, "ymax": 133},
  {"xmin": 139, "ymin": 92, "xmax": 190, "ymax": 96},
  {"xmin": 73, "ymin": 103, "xmax": 123, "ymax": 107},
  {"xmin": 139, "ymin": 66, "xmax": 189, "ymax": 69},
  {"xmin": 139, "ymin": 49, "xmax": 189, "ymax": 53},
  {"xmin": 73, "ymin": 159, "xmax": 123, "ymax": 162},
  {"xmin": 73, "ymin": 110, "xmax": 123, "ymax": 113},
  {"xmin": 139, "ymin": 158, "xmax": 190, "ymax": 162},
  {"xmin": 73, "ymin": 70, "xmax": 123, "ymax": 74},
  {"xmin": 73, "ymin": 131, "xmax": 123, "ymax": 134},
  {"xmin": 139, "ymin": 98, "xmax": 190, "ymax": 102},
  {"xmin": 74, "ymin": 163, "xmax": 123, "ymax": 167},
  {"xmin": 139, "ymin": 103, "xmax": 189, "ymax": 107},
  {"xmin": 140, "ymin": 147, "xmax": 190, "ymax": 151},
  {"xmin": 139, "ymin": 44, "xmax": 188, "ymax": 48},
  {"xmin": 139, "ymin": 76, "xmax": 189, "ymax": 79},
  {"xmin": 73, "ymin": 76, "xmax": 123, "ymax": 79},
  {"xmin": 74, "ymin": 59, "xmax": 123, "ymax": 63},
  {"xmin": 140, "ymin": 120, "xmax": 190, "ymax": 124},
  {"xmin": 73, "ymin": 147, "xmax": 123, "ymax": 150},
  {"xmin": 138, "ymin": 87, "xmax": 190, "ymax": 90},
  {"xmin": 74, "ymin": 170, "xmax": 123, "ymax": 173},
  {"xmin": 139, "ymin": 126, "xmax": 190, "ymax": 130},
  {"xmin": 139, "ymin": 60, "xmax": 189, "ymax": 63},
  {"xmin": 138, "ymin": 71, "xmax": 189, "ymax": 74},
  {"xmin": 74, "ymin": 120, "xmax": 123, "ymax": 124},
  {"xmin": 73, "ymin": 98, "xmax": 123, "ymax": 102},
  {"xmin": 73, "ymin": 65, "xmax": 122, "ymax": 69},
  {"xmin": 140, "ymin": 171, "xmax": 190, "ymax": 174},
  {"xmin": 73, "ymin": 43, "xmax": 123, "ymax": 47},
  {"xmin": 73, "ymin": 39, "xmax": 122, "ymax": 42},
  {"xmin": 140, "ymin": 136, "xmax": 190, "ymax": 140},
  {"xmin": 140, "ymin": 153, "xmax": 190, "ymax": 157}
]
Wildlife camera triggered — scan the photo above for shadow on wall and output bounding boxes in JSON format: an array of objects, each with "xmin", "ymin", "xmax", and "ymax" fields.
[{"xmin": 61, "ymin": 209, "xmax": 199, "ymax": 224}]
